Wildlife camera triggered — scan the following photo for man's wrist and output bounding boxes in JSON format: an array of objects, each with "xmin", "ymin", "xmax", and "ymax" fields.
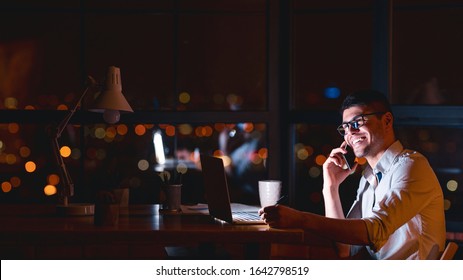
[{"xmin": 322, "ymin": 184, "xmax": 339, "ymax": 195}]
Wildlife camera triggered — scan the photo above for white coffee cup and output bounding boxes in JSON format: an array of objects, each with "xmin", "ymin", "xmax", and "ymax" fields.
[{"xmin": 258, "ymin": 180, "xmax": 282, "ymax": 208}]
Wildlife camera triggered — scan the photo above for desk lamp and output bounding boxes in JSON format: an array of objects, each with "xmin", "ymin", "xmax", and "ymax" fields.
[{"xmin": 54, "ymin": 66, "xmax": 133, "ymax": 216}]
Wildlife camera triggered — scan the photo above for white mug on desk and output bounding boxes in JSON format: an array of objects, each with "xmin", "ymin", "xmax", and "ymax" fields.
[{"xmin": 258, "ymin": 180, "xmax": 282, "ymax": 208}]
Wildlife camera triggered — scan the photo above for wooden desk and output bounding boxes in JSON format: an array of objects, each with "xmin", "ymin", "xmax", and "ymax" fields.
[{"xmin": 0, "ymin": 204, "xmax": 309, "ymax": 260}]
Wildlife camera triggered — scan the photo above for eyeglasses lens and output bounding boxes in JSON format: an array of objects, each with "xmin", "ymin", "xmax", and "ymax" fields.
[
  {"xmin": 351, "ymin": 120, "xmax": 360, "ymax": 129},
  {"xmin": 338, "ymin": 118, "xmax": 362, "ymax": 136}
]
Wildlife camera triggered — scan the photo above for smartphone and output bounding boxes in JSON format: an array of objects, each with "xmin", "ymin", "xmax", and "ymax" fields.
[{"xmin": 341, "ymin": 145, "xmax": 356, "ymax": 170}]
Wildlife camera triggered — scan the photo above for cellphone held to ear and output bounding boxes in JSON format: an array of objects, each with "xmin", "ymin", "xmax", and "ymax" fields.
[{"xmin": 341, "ymin": 145, "xmax": 356, "ymax": 170}]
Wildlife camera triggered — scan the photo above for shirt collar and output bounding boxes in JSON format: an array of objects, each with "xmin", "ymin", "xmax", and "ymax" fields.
[{"xmin": 364, "ymin": 140, "xmax": 404, "ymax": 179}]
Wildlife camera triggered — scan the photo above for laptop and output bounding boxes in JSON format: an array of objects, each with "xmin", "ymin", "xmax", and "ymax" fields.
[{"xmin": 200, "ymin": 155, "xmax": 265, "ymax": 224}]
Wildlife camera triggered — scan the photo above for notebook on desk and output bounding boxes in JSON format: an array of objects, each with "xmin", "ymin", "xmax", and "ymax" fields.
[{"xmin": 200, "ymin": 155, "xmax": 265, "ymax": 225}]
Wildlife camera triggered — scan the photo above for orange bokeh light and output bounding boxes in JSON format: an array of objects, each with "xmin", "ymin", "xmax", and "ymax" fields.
[
  {"xmin": 258, "ymin": 148, "xmax": 268, "ymax": 159},
  {"xmin": 8, "ymin": 123, "xmax": 19, "ymax": 134},
  {"xmin": 356, "ymin": 157, "xmax": 367, "ymax": 165},
  {"xmin": 60, "ymin": 146, "xmax": 72, "ymax": 157},
  {"xmin": 214, "ymin": 123, "xmax": 226, "ymax": 132},
  {"xmin": 57, "ymin": 104, "xmax": 68, "ymax": 110},
  {"xmin": 134, "ymin": 124, "xmax": 146, "ymax": 136},
  {"xmin": 44, "ymin": 184, "xmax": 57, "ymax": 196},
  {"xmin": 242, "ymin": 122, "xmax": 254, "ymax": 133},
  {"xmin": 47, "ymin": 174, "xmax": 60, "ymax": 185},
  {"xmin": 1, "ymin": 182, "xmax": 12, "ymax": 193},
  {"xmin": 25, "ymin": 161, "xmax": 37, "ymax": 173},
  {"xmin": 10, "ymin": 176, "xmax": 21, "ymax": 188},
  {"xmin": 117, "ymin": 124, "xmax": 128, "ymax": 135},
  {"xmin": 165, "ymin": 125, "xmax": 176, "ymax": 136},
  {"xmin": 315, "ymin": 154, "xmax": 327, "ymax": 166},
  {"xmin": 213, "ymin": 150, "xmax": 224, "ymax": 157}
]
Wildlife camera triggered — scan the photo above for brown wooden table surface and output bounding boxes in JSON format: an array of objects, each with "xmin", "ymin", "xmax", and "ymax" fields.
[{"xmin": 0, "ymin": 204, "xmax": 334, "ymax": 259}]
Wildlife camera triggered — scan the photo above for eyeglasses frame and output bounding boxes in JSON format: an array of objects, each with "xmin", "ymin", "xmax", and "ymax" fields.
[{"xmin": 337, "ymin": 112, "xmax": 386, "ymax": 136}]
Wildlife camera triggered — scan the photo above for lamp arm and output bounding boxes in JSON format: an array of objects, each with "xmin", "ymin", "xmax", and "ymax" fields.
[
  {"xmin": 52, "ymin": 137, "xmax": 74, "ymax": 206},
  {"xmin": 53, "ymin": 76, "xmax": 97, "ymax": 205},
  {"xmin": 55, "ymin": 85, "xmax": 92, "ymax": 138}
]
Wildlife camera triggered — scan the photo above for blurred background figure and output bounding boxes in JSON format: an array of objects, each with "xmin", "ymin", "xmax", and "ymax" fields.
[
  {"xmin": 219, "ymin": 123, "xmax": 265, "ymax": 205},
  {"xmin": 407, "ymin": 76, "xmax": 446, "ymax": 104}
]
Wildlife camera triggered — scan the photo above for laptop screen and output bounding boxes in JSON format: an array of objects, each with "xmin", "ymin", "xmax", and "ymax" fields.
[{"xmin": 200, "ymin": 155, "xmax": 235, "ymax": 223}]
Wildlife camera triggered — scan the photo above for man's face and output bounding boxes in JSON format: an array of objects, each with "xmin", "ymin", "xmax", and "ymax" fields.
[{"xmin": 341, "ymin": 105, "xmax": 386, "ymax": 159}]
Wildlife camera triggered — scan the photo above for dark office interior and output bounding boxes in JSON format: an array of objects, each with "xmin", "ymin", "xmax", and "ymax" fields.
[{"xmin": 0, "ymin": 0, "xmax": 462, "ymax": 260}]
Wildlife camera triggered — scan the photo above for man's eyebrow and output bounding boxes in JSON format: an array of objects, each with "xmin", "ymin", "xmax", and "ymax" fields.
[{"xmin": 342, "ymin": 114, "xmax": 362, "ymax": 124}]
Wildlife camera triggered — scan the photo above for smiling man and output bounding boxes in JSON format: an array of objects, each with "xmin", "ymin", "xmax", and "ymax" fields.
[{"xmin": 259, "ymin": 90, "xmax": 446, "ymax": 259}]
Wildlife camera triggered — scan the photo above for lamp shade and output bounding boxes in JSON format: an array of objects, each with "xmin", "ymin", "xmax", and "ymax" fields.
[{"xmin": 91, "ymin": 66, "xmax": 133, "ymax": 112}]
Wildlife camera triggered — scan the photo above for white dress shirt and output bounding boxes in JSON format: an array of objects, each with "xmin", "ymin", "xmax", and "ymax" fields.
[{"xmin": 347, "ymin": 140, "xmax": 446, "ymax": 259}]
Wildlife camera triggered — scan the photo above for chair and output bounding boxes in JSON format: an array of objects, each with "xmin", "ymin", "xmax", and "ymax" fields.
[{"xmin": 440, "ymin": 241, "xmax": 459, "ymax": 260}]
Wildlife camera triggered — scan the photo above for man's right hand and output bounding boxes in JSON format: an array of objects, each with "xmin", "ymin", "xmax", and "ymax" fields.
[
  {"xmin": 258, "ymin": 205, "xmax": 304, "ymax": 228},
  {"xmin": 323, "ymin": 141, "xmax": 357, "ymax": 191}
]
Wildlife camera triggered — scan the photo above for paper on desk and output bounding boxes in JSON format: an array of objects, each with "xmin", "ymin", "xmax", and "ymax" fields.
[{"xmin": 180, "ymin": 203, "xmax": 209, "ymax": 214}]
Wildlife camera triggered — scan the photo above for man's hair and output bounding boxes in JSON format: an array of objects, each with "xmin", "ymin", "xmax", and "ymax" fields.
[{"xmin": 340, "ymin": 89, "xmax": 392, "ymax": 115}]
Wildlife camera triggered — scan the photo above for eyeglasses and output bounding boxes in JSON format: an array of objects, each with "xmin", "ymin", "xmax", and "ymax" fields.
[{"xmin": 337, "ymin": 112, "xmax": 385, "ymax": 136}]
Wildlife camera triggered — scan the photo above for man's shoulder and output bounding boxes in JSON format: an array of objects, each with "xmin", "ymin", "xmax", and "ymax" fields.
[
  {"xmin": 393, "ymin": 148, "xmax": 436, "ymax": 177},
  {"xmin": 397, "ymin": 148, "xmax": 427, "ymax": 162},
  {"xmin": 390, "ymin": 140, "xmax": 427, "ymax": 162}
]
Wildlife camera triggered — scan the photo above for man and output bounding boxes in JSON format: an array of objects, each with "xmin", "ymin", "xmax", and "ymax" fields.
[{"xmin": 259, "ymin": 90, "xmax": 446, "ymax": 259}]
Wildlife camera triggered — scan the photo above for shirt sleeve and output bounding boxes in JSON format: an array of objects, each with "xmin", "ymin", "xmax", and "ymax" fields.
[{"xmin": 362, "ymin": 152, "xmax": 441, "ymax": 251}]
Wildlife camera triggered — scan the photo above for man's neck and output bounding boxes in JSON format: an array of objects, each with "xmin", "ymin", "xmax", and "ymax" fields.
[{"xmin": 366, "ymin": 138, "xmax": 397, "ymax": 169}]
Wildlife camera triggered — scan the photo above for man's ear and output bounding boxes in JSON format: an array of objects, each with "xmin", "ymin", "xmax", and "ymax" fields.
[{"xmin": 384, "ymin": 112, "xmax": 393, "ymax": 126}]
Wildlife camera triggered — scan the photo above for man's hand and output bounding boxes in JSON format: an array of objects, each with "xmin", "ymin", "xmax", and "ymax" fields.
[
  {"xmin": 323, "ymin": 141, "xmax": 357, "ymax": 191},
  {"xmin": 258, "ymin": 205, "xmax": 303, "ymax": 228}
]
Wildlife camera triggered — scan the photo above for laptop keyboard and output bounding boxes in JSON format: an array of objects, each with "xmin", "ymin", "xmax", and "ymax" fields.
[{"xmin": 232, "ymin": 211, "xmax": 261, "ymax": 222}]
